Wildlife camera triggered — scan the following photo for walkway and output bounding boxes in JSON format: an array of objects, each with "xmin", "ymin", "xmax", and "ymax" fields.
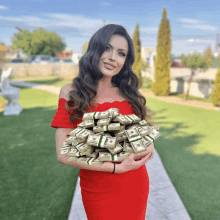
[{"xmin": 10, "ymin": 80, "xmax": 192, "ymax": 220}]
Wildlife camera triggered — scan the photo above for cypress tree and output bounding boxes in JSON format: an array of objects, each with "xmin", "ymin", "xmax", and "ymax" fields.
[
  {"xmin": 211, "ymin": 67, "xmax": 220, "ymax": 106},
  {"xmin": 203, "ymin": 45, "xmax": 212, "ymax": 68},
  {"xmin": 132, "ymin": 23, "xmax": 143, "ymax": 88},
  {"xmin": 152, "ymin": 7, "xmax": 171, "ymax": 96}
]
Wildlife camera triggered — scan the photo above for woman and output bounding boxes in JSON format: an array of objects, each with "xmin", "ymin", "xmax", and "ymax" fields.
[{"xmin": 51, "ymin": 24, "xmax": 155, "ymax": 220}]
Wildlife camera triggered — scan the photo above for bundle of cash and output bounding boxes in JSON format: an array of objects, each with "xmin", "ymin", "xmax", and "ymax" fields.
[{"xmin": 60, "ymin": 108, "xmax": 162, "ymax": 165}]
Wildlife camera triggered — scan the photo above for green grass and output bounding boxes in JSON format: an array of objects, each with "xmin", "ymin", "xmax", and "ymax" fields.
[
  {"xmin": 11, "ymin": 75, "xmax": 72, "ymax": 88},
  {"xmin": 2, "ymin": 77, "xmax": 220, "ymax": 219},
  {"xmin": 146, "ymin": 97, "xmax": 220, "ymax": 220},
  {"xmin": 0, "ymin": 88, "xmax": 79, "ymax": 220}
]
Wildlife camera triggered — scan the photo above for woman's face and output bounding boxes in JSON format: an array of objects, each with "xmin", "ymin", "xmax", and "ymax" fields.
[{"xmin": 98, "ymin": 35, "xmax": 128, "ymax": 78}]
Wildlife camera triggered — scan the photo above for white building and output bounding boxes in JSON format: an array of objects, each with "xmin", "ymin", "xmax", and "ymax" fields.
[{"xmin": 141, "ymin": 47, "xmax": 156, "ymax": 70}]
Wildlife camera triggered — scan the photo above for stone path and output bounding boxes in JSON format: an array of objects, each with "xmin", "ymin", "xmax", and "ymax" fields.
[{"xmin": 10, "ymin": 80, "xmax": 193, "ymax": 220}]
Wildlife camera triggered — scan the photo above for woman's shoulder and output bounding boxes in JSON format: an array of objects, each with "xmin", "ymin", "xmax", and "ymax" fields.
[{"xmin": 59, "ymin": 83, "xmax": 73, "ymax": 101}]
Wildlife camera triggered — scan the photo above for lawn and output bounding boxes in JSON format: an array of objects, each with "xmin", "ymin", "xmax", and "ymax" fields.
[
  {"xmin": 1, "ymin": 82, "xmax": 220, "ymax": 219},
  {"xmin": 0, "ymin": 88, "xmax": 79, "ymax": 220}
]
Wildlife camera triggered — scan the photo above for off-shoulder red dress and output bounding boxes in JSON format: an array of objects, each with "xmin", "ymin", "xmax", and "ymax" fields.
[{"xmin": 51, "ymin": 98, "xmax": 150, "ymax": 220}]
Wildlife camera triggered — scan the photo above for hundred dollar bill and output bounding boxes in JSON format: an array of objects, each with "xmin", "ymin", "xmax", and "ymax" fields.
[
  {"xmin": 76, "ymin": 129, "xmax": 93, "ymax": 141},
  {"xmin": 125, "ymin": 114, "xmax": 141, "ymax": 123},
  {"xmin": 93, "ymin": 125, "xmax": 104, "ymax": 133},
  {"xmin": 116, "ymin": 115, "xmax": 131, "ymax": 125},
  {"xmin": 82, "ymin": 111, "xmax": 110, "ymax": 120},
  {"xmin": 65, "ymin": 136, "xmax": 84, "ymax": 145},
  {"xmin": 123, "ymin": 141, "xmax": 135, "ymax": 153},
  {"xmin": 113, "ymin": 129, "xmax": 125, "ymax": 138},
  {"xmin": 102, "ymin": 123, "xmax": 121, "ymax": 131},
  {"xmin": 130, "ymin": 139, "xmax": 148, "ymax": 153},
  {"xmin": 60, "ymin": 142, "xmax": 71, "ymax": 150},
  {"xmin": 126, "ymin": 124, "xmax": 140, "ymax": 130},
  {"xmin": 77, "ymin": 119, "xmax": 94, "ymax": 128},
  {"xmin": 108, "ymin": 108, "xmax": 119, "ymax": 118},
  {"xmin": 105, "ymin": 133, "xmax": 123, "ymax": 155},
  {"xmin": 98, "ymin": 151, "xmax": 129, "ymax": 162},
  {"xmin": 138, "ymin": 125, "xmax": 153, "ymax": 137},
  {"xmin": 116, "ymin": 134, "xmax": 128, "ymax": 143},
  {"xmin": 107, "ymin": 142, "xmax": 123, "ymax": 155},
  {"xmin": 68, "ymin": 147, "xmax": 86, "ymax": 157},
  {"xmin": 86, "ymin": 150, "xmax": 99, "ymax": 158},
  {"xmin": 59, "ymin": 148, "xmax": 70, "ymax": 157},
  {"xmin": 69, "ymin": 128, "xmax": 93, "ymax": 141},
  {"xmin": 139, "ymin": 120, "xmax": 148, "ymax": 127},
  {"xmin": 142, "ymin": 135, "xmax": 154, "ymax": 147},
  {"xmin": 77, "ymin": 156, "xmax": 104, "ymax": 165},
  {"xmin": 86, "ymin": 133, "xmax": 116, "ymax": 148},
  {"xmin": 97, "ymin": 118, "xmax": 111, "ymax": 126},
  {"xmin": 147, "ymin": 128, "xmax": 161, "ymax": 140},
  {"xmin": 125, "ymin": 127, "xmax": 142, "ymax": 142},
  {"xmin": 82, "ymin": 147, "xmax": 94, "ymax": 156},
  {"xmin": 75, "ymin": 142, "xmax": 93, "ymax": 153},
  {"xmin": 71, "ymin": 138, "xmax": 86, "ymax": 148}
]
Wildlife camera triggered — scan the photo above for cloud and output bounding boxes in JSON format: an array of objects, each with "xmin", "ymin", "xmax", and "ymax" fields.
[
  {"xmin": 179, "ymin": 18, "xmax": 217, "ymax": 31},
  {"xmin": 0, "ymin": 5, "xmax": 8, "ymax": 10},
  {"xmin": 0, "ymin": 13, "xmax": 103, "ymax": 36}
]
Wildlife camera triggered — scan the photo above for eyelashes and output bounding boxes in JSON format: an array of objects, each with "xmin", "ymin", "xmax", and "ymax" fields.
[{"xmin": 106, "ymin": 46, "xmax": 126, "ymax": 57}]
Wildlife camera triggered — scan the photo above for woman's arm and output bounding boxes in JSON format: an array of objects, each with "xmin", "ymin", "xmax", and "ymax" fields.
[
  {"xmin": 55, "ymin": 84, "xmax": 115, "ymax": 173},
  {"xmin": 56, "ymin": 127, "xmax": 115, "ymax": 173}
]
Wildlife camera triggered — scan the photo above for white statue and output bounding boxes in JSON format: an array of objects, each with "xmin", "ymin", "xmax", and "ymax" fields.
[{"xmin": 0, "ymin": 68, "xmax": 23, "ymax": 116}]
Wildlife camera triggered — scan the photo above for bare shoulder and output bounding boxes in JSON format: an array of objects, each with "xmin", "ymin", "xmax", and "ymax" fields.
[{"xmin": 59, "ymin": 83, "xmax": 73, "ymax": 101}]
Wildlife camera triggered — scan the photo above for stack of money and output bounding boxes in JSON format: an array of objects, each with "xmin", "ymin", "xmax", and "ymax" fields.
[{"xmin": 60, "ymin": 108, "xmax": 161, "ymax": 165}]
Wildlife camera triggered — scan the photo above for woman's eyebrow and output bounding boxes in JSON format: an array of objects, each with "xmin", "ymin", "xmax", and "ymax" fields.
[{"xmin": 107, "ymin": 43, "xmax": 127, "ymax": 52}]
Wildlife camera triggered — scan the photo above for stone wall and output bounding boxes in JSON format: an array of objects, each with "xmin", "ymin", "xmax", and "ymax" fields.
[
  {"xmin": 2, "ymin": 63, "xmax": 219, "ymax": 99},
  {"xmin": 1, "ymin": 63, "xmax": 79, "ymax": 77}
]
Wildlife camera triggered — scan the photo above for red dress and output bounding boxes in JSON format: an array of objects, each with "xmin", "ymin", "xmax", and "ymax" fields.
[{"xmin": 51, "ymin": 98, "xmax": 150, "ymax": 220}]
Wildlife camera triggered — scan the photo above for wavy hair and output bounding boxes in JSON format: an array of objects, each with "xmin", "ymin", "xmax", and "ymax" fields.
[{"xmin": 66, "ymin": 24, "xmax": 155, "ymax": 126}]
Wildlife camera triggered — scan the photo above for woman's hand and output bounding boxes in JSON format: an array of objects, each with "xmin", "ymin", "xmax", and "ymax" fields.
[
  {"xmin": 115, "ymin": 151, "xmax": 153, "ymax": 173},
  {"xmin": 133, "ymin": 142, "xmax": 155, "ymax": 161}
]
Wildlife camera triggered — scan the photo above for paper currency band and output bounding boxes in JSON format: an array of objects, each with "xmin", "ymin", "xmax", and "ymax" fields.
[
  {"xmin": 98, "ymin": 135, "xmax": 104, "ymax": 147},
  {"xmin": 75, "ymin": 128, "xmax": 84, "ymax": 137},
  {"xmin": 125, "ymin": 115, "xmax": 134, "ymax": 123},
  {"xmin": 87, "ymin": 157, "xmax": 93, "ymax": 165},
  {"xmin": 129, "ymin": 137, "xmax": 142, "ymax": 143},
  {"xmin": 92, "ymin": 112, "xmax": 97, "ymax": 119},
  {"xmin": 146, "ymin": 135, "xmax": 155, "ymax": 141}
]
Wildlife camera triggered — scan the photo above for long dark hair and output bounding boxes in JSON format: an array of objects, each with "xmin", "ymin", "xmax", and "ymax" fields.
[{"xmin": 66, "ymin": 24, "xmax": 155, "ymax": 126}]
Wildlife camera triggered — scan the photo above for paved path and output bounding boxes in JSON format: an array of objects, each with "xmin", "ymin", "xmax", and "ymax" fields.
[{"xmin": 10, "ymin": 80, "xmax": 192, "ymax": 220}]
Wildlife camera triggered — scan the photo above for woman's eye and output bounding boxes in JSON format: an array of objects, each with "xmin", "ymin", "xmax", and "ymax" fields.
[{"xmin": 106, "ymin": 46, "xmax": 126, "ymax": 57}]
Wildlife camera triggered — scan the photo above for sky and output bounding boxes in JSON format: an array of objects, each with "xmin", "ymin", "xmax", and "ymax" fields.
[{"xmin": 0, "ymin": 0, "xmax": 220, "ymax": 57}]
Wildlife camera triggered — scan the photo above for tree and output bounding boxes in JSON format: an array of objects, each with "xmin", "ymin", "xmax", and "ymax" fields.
[
  {"xmin": 203, "ymin": 45, "xmax": 213, "ymax": 68},
  {"xmin": 0, "ymin": 42, "xmax": 5, "ymax": 45},
  {"xmin": 151, "ymin": 7, "xmax": 171, "ymax": 96},
  {"xmin": 12, "ymin": 28, "xmax": 66, "ymax": 57},
  {"xmin": 211, "ymin": 67, "xmax": 220, "ymax": 106},
  {"xmin": 180, "ymin": 52, "xmax": 209, "ymax": 101},
  {"xmin": 132, "ymin": 23, "xmax": 143, "ymax": 88},
  {"xmin": 139, "ymin": 58, "xmax": 149, "ymax": 71},
  {"xmin": 82, "ymin": 41, "xmax": 89, "ymax": 55}
]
